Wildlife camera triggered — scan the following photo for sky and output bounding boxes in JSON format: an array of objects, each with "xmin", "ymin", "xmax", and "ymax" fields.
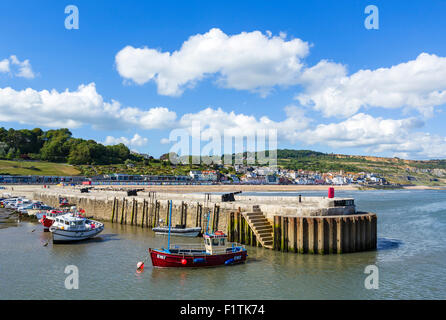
[{"xmin": 1, "ymin": 0, "xmax": 446, "ymax": 160}]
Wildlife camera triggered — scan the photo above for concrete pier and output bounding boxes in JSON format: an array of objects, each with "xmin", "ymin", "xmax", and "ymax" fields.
[{"xmin": 5, "ymin": 185, "xmax": 377, "ymax": 254}]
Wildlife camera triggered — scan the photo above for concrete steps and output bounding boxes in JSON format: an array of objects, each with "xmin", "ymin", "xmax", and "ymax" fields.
[{"xmin": 242, "ymin": 208, "xmax": 274, "ymax": 249}]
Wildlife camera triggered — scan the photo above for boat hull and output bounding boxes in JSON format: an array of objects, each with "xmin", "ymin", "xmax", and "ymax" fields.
[
  {"xmin": 149, "ymin": 248, "xmax": 247, "ymax": 268},
  {"xmin": 40, "ymin": 217, "xmax": 54, "ymax": 232},
  {"xmin": 152, "ymin": 226, "xmax": 202, "ymax": 237},
  {"xmin": 50, "ymin": 225, "xmax": 104, "ymax": 243}
]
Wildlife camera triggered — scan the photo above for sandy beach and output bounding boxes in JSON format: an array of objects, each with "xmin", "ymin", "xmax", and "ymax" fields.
[{"xmin": 2, "ymin": 184, "xmax": 445, "ymax": 197}]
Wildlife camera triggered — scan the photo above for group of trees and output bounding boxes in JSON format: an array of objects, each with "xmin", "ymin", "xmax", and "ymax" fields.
[{"xmin": 0, "ymin": 127, "xmax": 135, "ymax": 165}]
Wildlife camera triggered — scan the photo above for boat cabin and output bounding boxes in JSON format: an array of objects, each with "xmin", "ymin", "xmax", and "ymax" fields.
[
  {"xmin": 203, "ymin": 231, "xmax": 229, "ymax": 255},
  {"xmin": 53, "ymin": 214, "xmax": 89, "ymax": 231}
]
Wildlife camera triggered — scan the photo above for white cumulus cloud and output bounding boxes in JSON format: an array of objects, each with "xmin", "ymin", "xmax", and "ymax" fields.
[
  {"xmin": 299, "ymin": 113, "xmax": 446, "ymax": 159},
  {"xmin": 0, "ymin": 55, "xmax": 35, "ymax": 79},
  {"xmin": 115, "ymin": 28, "xmax": 309, "ymax": 96},
  {"xmin": 0, "ymin": 83, "xmax": 177, "ymax": 129},
  {"xmin": 104, "ymin": 133, "xmax": 148, "ymax": 147},
  {"xmin": 296, "ymin": 53, "xmax": 446, "ymax": 118},
  {"xmin": 0, "ymin": 59, "xmax": 10, "ymax": 73},
  {"xmin": 177, "ymin": 105, "xmax": 310, "ymax": 143}
]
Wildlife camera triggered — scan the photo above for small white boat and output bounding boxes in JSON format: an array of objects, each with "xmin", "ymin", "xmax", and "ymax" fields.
[
  {"xmin": 49, "ymin": 213, "xmax": 104, "ymax": 243},
  {"xmin": 152, "ymin": 226, "xmax": 202, "ymax": 237}
]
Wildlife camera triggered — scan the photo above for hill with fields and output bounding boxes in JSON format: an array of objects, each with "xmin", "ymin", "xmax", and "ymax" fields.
[{"xmin": 0, "ymin": 160, "xmax": 81, "ymax": 176}]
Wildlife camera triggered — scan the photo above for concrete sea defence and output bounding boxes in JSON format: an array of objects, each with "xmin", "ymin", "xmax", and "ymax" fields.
[{"xmin": 6, "ymin": 186, "xmax": 377, "ymax": 254}]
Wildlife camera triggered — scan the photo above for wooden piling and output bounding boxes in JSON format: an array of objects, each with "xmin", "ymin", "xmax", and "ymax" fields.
[
  {"xmin": 297, "ymin": 217, "xmax": 304, "ymax": 253},
  {"xmin": 274, "ymin": 215, "xmax": 281, "ymax": 251},
  {"xmin": 141, "ymin": 200, "xmax": 146, "ymax": 228},
  {"xmin": 336, "ymin": 218, "xmax": 342, "ymax": 254},
  {"xmin": 288, "ymin": 217, "xmax": 296, "ymax": 253},
  {"xmin": 317, "ymin": 218, "xmax": 324, "ymax": 254},
  {"xmin": 234, "ymin": 210, "xmax": 240, "ymax": 243},
  {"xmin": 307, "ymin": 218, "xmax": 315, "ymax": 254},
  {"xmin": 111, "ymin": 197, "xmax": 116, "ymax": 223},
  {"xmin": 133, "ymin": 199, "xmax": 138, "ymax": 226},
  {"xmin": 165, "ymin": 200, "xmax": 170, "ymax": 226},
  {"xmin": 120, "ymin": 198, "xmax": 125, "ymax": 224}
]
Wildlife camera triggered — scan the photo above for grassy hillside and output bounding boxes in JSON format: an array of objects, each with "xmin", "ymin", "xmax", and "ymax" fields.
[
  {"xmin": 0, "ymin": 160, "xmax": 81, "ymax": 176},
  {"xmin": 276, "ymin": 150, "xmax": 446, "ymax": 186}
]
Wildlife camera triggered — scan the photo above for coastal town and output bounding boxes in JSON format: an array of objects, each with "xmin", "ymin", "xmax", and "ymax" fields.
[{"xmin": 0, "ymin": 165, "xmax": 388, "ymax": 186}]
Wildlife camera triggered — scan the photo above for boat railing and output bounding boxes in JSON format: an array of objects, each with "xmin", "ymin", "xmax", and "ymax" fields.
[{"xmin": 169, "ymin": 243, "xmax": 206, "ymax": 251}]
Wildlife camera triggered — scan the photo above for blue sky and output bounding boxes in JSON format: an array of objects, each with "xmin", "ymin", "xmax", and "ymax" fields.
[{"xmin": 1, "ymin": 0, "xmax": 446, "ymax": 159}]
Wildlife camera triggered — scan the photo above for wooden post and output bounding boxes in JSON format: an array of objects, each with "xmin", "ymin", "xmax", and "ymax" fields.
[
  {"xmin": 308, "ymin": 218, "xmax": 315, "ymax": 254},
  {"xmin": 317, "ymin": 218, "xmax": 325, "ymax": 254},
  {"xmin": 244, "ymin": 216, "xmax": 250, "ymax": 245},
  {"xmin": 371, "ymin": 214, "xmax": 377, "ymax": 249},
  {"xmin": 343, "ymin": 217, "xmax": 351, "ymax": 253},
  {"xmin": 195, "ymin": 202, "xmax": 200, "ymax": 227},
  {"xmin": 165, "ymin": 200, "xmax": 170, "ymax": 227},
  {"xmin": 351, "ymin": 216, "xmax": 357, "ymax": 253},
  {"xmin": 288, "ymin": 217, "xmax": 296, "ymax": 253},
  {"xmin": 336, "ymin": 218, "xmax": 342, "ymax": 254},
  {"xmin": 184, "ymin": 203, "xmax": 188, "ymax": 227},
  {"xmin": 234, "ymin": 211, "xmax": 240, "ymax": 243},
  {"xmin": 274, "ymin": 215, "xmax": 281, "ymax": 251},
  {"xmin": 120, "ymin": 198, "xmax": 125, "ymax": 224},
  {"xmin": 281, "ymin": 216, "xmax": 288, "ymax": 252},
  {"xmin": 114, "ymin": 198, "xmax": 119, "ymax": 223},
  {"xmin": 366, "ymin": 215, "xmax": 372, "ymax": 250},
  {"xmin": 134, "ymin": 199, "xmax": 138, "ymax": 226},
  {"xmin": 214, "ymin": 205, "xmax": 219, "ymax": 231},
  {"xmin": 297, "ymin": 217, "xmax": 304, "ymax": 253},
  {"xmin": 111, "ymin": 197, "xmax": 116, "ymax": 223},
  {"xmin": 130, "ymin": 199, "xmax": 134, "ymax": 225},
  {"xmin": 141, "ymin": 200, "xmax": 146, "ymax": 228}
]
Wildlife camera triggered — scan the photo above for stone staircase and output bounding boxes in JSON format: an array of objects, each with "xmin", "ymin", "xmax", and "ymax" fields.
[{"xmin": 242, "ymin": 205, "xmax": 274, "ymax": 249}]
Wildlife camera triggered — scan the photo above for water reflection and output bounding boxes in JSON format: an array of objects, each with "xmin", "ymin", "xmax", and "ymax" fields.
[{"xmin": 377, "ymin": 237, "xmax": 402, "ymax": 250}]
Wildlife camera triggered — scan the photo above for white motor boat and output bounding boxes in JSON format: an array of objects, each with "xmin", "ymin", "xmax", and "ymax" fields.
[
  {"xmin": 152, "ymin": 225, "xmax": 202, "ymax": 237},
  {"xmin": 49, "ymin": 213, "xmax": 104, "ymax": 243}
]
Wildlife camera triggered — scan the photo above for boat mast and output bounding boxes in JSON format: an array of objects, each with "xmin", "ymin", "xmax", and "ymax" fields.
[
  {"xmin": 167, "ymin": 200, "xmax": 173, "ymax": 252},
  {"xmin": 205, "ymin": 210, "xmax": 210, "ymax": 235}
]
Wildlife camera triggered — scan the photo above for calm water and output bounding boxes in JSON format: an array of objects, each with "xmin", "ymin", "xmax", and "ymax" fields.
[{"xmin": 1, "ymin": 190, "xmax": 445, "ymax": 300}]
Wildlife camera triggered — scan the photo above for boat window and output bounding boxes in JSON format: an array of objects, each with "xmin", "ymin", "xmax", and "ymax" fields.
[
  {"xmin": 206, "ymin": 238, "xmax": 211, "ymax": 246},
  {"xmin": 65, "ymin": 221, "xmax": 69, "ymax": 225},
  {"xmin": 212, "ymin": 238, "xmax": 219, "ymax": 246},
  {"xmin": 219, "ymin": 238, "xmax": 225, "ymax": 246}
]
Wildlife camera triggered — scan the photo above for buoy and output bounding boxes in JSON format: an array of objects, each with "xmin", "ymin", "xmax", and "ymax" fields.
[
  {"xmin": 181, "ymin": 259, "xmax": 187, "ymax": 265},
  {"xmin": 136, "ymin": 261, "xmax": 144, "ymax": 273}
]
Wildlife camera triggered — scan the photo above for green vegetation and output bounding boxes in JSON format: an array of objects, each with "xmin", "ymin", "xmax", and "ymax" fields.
[
  {"xmin": 0, "ymin": 160, "xmax": 80, "ymax": 176},
  {"xmin": 0, "ymin": 127, "xmax": 136, "ymax": 165}
]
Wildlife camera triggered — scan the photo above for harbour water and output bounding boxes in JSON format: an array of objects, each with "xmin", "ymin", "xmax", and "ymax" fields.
[{"xmin": 0, "ymin": 189, "xmax": 445, "ymax": 299}]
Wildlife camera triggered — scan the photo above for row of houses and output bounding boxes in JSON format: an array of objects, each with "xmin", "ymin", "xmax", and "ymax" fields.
[
  {"xmin": 0, "ymin": 168, "xmax": 387, "ymax": 186},
  {"xmin": 233, "ymin": 166, "xmax": 387, "ymax": 185}
]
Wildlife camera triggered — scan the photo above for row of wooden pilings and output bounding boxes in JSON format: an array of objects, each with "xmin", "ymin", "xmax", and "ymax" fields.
[
  {"xmin": 109, "ymin": 197, "xmax": 222, "ymax": 232},
  {"xmin": 227, "ymin": 211, "xmax": 377, "ymax": 254},
  {"xmin": 272, "ymin": 213, "xmax": 377, "ymax": 254}
]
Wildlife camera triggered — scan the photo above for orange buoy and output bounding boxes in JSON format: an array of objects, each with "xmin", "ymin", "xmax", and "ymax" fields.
[{"xmin": 181, "ymin": 259, "xmax": 187, "ymax": 265}]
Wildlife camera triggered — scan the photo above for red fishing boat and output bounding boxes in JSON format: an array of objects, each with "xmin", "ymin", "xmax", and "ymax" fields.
[
  {"xmin": 39, "ymin": 210, "xmax": 64, "ymax": 232},
  {"xmin": 143, "ymin": 201, "xmax": 247, "ymax": 269}
]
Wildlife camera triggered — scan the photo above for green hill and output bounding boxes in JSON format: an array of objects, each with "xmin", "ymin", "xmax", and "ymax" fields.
[{"xmin": 0, "ymin": 160, "xmax": 81, "ymax": 176}]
